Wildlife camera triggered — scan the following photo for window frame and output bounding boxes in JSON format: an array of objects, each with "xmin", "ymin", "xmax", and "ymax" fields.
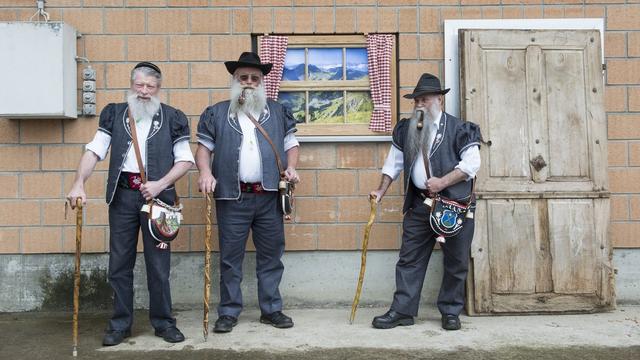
[{"xmin": 258, "ymin": 34, "xmax": 397, "ymax": 137}]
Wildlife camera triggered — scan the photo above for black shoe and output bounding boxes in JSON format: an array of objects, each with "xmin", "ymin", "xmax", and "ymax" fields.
[
  {"xmin": 213, "ymin": 315, "xmax": 238, "ymax": 333},
  {"xmin": 372, "ymin": 310, "xmax": 414, "ymax": 329},
  {"xmin": 260, "ymin": 311, "xmax": 294, "ymax": 328},
  {"xmin": 154, "ymin": 326, "xmax": 185, "ymax": 343},
  {"xmin": 102, "ymin": 329, "xmax": 131, "ymax": 346},
  {"xmin": 441, "ymin": 314, "xmax": 461, "ymax": 330}
]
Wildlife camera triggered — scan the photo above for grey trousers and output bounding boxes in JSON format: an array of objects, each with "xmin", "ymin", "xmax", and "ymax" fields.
[
  {"xmin": 216, "ymin": 192, "xmax": 285, "ymax": 318},
  {"xmin": 391, "ymin": 194, "xmax": 475, "ymax": 317},
  {"xmin": 107, "ymin": 188, "xmax": 176, "ymax": 332}
]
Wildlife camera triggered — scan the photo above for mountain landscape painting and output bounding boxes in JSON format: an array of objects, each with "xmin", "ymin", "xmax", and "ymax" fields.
[
  {"xmin": 346, "ymin": 48, "xmax": 368, "ymax": 81},
  {"xmin": 283, "ymin": 49, "xmax": 305, "ymax": 81},
  {"xmin": 279, "ymin": 45, "xmax": 373, "ymax": 125},
  {"xmin": 278, "ymin": 91, "xmax": 305, "ymax": 123},
  {"xmin": 308, "ymin": 48, "xmax": 343, "ymax": 81},
  {"xmin": 346, "ymin": 91, "xmax": 373, "ymax": 123},
  {"xmin": 309, "ymin": 91, "xmax": 343, "ymax": 123},
  {"xmin": 278, "ymin": 90, "xmax": 373, "ymax": 124}
]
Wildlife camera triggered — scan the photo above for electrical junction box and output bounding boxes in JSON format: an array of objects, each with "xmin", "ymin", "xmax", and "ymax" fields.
[{"xmin": 0, "ymin": 22, "xmax": 78, "ymax": 119}]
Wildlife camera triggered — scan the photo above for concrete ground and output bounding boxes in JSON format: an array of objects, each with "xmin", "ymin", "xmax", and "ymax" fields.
[{"xmin": 2, "ymin": 306, "xmax": 640, "ymax": 360}]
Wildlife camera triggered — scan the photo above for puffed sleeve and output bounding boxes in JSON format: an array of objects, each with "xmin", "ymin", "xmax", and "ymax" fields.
[
  {"xmin": 170, "ymin": 108, "xmax": 191, "ymax": 144},
  {"xmin": 283, "ymin": 105, "xmax": 297, "ymax": 135},
  {"xmin": 391, "ymin": 118, "xmax": 409, "ymax": 151},
  {"xmin": 97, "ymin": 103, "xmax": 116, "ymax": 136},
  {"xmin": 455, "ymin": 122, "xmax": 482, "ymax": 156},
  {"xmin": 197, "ymin": 107, "xmax": 215, "ymax": 144}
]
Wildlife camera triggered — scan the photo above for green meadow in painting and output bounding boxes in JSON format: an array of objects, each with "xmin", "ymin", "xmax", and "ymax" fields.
[
  {"xmin": 346, "ymin": 91, "xmax": 373, "ymax": 123},
  {"xmin": 278, "ymin": 91, "xmax": 306, "ymax": 123},
  {"xmin": 279, "ymin": 91, "xmax": 373, "ymax": 124}
]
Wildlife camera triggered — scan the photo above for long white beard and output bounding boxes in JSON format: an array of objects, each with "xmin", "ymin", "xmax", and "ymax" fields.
[
  {"xmin": 405, "ymin": 102, "xmax": 440, "ymax": 162},
  {"xmin": 229, "ymin": 81, "xmax": 267, "ymax": 115},
  {"xmin": 405, "ymin": 111, "xmax": 429, "ymax": 163},
  {"xmin": 424, "ymin": 100, "xmax": 440, "ymax": 124},
  {"xmin": 127, "ymin": 90, "xmax": 161, "ymax": 121}
]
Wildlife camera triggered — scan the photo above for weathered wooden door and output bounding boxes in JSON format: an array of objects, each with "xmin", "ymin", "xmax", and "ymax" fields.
[{"xmin": 460, "ymin": 29, "xmax": 614, "ymax": 314}]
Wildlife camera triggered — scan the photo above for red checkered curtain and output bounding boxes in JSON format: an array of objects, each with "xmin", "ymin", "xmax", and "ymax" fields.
[
  {"xmin": 259, "ymin": 35, "xmax": 289, "ymax": 100},
  {"xmin": 366, "ymin": 34, "xmax": 394, "ymax": 133}
]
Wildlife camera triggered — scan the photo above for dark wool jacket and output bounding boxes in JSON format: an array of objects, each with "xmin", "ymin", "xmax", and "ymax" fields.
[
  {"xmin": 392, "ymin": 112, "xmax": 482, "ymax": 213},
  {"xmin": 98, "ymin": 102, "xmax": 190, "ymax": 205},
  {"xmin": 196, "ymin": 99, "xmax": 297, "ymax": 200}
]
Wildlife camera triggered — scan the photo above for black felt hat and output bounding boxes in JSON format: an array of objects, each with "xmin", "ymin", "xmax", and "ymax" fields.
[
  {"xmin": 403, "ymin": 73, "xmax": 450, "ymax": 99},
  {"xmin": 224, "ymin": 52, "xmax": 272, "ymax": 75},
  {"xmin": 134, "ymin": 61, "xmax": 161, "ymax": 75}
]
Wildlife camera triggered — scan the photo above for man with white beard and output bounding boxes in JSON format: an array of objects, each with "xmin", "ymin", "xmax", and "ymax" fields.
[
  {"xmin": 370, "ymin": 73, "xmax": 482, "ymax": 331},
  {"xmin": 67, "ymin": 62, "xmax": 194, "ymax": 345},
  {"xmin": 196, "ymin": 52, "xmax": 300, "ymax": 333}
]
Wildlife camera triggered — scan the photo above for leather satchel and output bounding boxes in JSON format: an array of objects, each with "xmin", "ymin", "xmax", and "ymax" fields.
[
  {"xmin": 244, "ymin": 111, "xmax": 295, "ymax": 218},
  {"xmin": 128, "ymin": 109, "xmax": 182, "ymax": 248},
  {"xmin": 423, "ymin": 195, "xmax": 471, "ymax": 241}
]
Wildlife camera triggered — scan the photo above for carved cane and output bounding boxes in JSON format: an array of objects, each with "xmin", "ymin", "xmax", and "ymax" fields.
[
  {"xmin": 72, "ymin": 199, "xmax": 83, "ymax": 356},
  {"xmin": 349, "ymin": 195, "xmax": 377, "ymax": 324},
  {"xmin": 203, "ymin": 192, "xmax": 212, "ymax": 341}
]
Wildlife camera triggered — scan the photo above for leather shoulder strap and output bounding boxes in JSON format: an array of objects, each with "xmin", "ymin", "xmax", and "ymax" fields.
[
  {"xmin": 243, "ymin": 110, "xmax": 285, "ymax": 177},
  {"xmin": 128, "ymin": 108, "xmax": 147, "ymax": 183}
]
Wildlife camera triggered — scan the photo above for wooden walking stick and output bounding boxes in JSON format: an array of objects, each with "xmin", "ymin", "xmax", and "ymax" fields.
[
  {"xmin": 203, "ymin": 192, "xmax": 212, "ymax": 341},
  {"xmin": 71, "ymin": 199, "xmax": 83, "ymax": 356},
  {"xmin": 349, "ymin": 195, "xmax": 377, "ymax": 324}
]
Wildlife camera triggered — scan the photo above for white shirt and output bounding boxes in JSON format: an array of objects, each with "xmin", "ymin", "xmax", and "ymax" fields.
[
  {"xmin": 197, "ymin": 111, "xmax": 300, "ymax": 183},
  {"xmin": 381, "ymin": 112, "xmax": 481, "ymax": 190},
  {"xmin": 85, "ymin": 115, "xmax": 195, "ymax": 171},
  {"xmin": 237, "ymin": 110, "xmax": 263, "ymax": 182}
]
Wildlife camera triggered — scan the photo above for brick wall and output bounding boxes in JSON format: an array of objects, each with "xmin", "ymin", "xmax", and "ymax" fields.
[{"xmin": 0, "ymin": 1, "xmax": 638, "ymax": 254}]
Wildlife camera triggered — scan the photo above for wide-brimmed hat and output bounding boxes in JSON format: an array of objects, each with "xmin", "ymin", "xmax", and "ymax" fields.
[
  {"xmin": 403, "ymin": 73, "xmax": 450, "ymax": 99},
  {"xmin": 224, "ymin": 52, "xmax": 272, "ymax": 75}
]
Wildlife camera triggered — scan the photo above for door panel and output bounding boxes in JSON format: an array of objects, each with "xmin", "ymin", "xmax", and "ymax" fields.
[
  {"xmin": 488, "ymin": 200, "xmax": 537, "ymax": 294},
  {"xmin": 548, "ymin": 200, "xmax": 598, "ymax": 294},
  {"xmin": 484, "ymin": 50, "xmax": 530, "ymax": 179},
  {"xmin": 461, "ymin": 29, "xmax": 613, "ymax": 314},
  {"xmin": 545, "ymin": 51, "xmax": 590, "ymax": 179}
]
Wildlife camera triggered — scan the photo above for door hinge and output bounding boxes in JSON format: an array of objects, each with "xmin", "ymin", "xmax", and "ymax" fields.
[{"xmin": 602, "ymin": 63, "xmax": 606, "ymax": 71}]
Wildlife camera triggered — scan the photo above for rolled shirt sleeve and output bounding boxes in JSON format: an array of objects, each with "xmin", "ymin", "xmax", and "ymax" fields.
[
  {"xmin": 455, "ymin": 145, "xmax": 480, "ymax": 180},
  {"xmin": 381, "ymin": 145, "xmax": 404, "ymax": 181},
  {"xmin": 198, "ymin": 137, "xmax": 215, "ymax": 152},
  {"xmin": 85, "ymin": 130, "xmax": 111, "ymax": 161},
  {"xmin": 173, "ymin": 139, "xmax": 195, "ymax": 164},
  {"xmin": 284, "ymin": 133, "xmax": 299, "ymax": 152}
]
